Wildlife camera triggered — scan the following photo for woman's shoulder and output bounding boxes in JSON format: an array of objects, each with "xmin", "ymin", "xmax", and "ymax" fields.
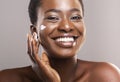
[
  {"xmin": 0, "ymin": 66, "xmax": 40, "ymax": 82},
  {"xmin": 77, "ymin": 59, "xmax": 120, "ymax": 82},
  {"xmin": 90, "ymin": 62, "xmax": 120, "ymax": 82}
]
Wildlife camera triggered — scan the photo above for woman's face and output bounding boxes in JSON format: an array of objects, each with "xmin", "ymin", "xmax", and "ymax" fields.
[{"xmin": 37, "ymin": 0, "xmax": 86, "ymax": 58}]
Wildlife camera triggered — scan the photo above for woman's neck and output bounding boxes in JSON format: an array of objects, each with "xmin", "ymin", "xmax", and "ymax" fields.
[{"xmin": 49, "ymin": 56, "xmax": 78, "ymax": 80}]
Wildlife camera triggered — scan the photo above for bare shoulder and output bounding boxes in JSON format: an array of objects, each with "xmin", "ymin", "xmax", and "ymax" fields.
[
  {"xmin": 76, "ymin": 60, "xmax": 120, "ymax": 82},
  {"xmin": 89, "ymin": 62, "xmax": 120, "ymax": 82},
  {"xmin": 0, "ymin": 66, "xmax": 40, "ymax": 82}
]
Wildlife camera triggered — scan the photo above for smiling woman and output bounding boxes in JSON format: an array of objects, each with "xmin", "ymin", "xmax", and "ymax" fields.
[{"xmin": 0, "ymin": 0, "xmax": 120, "ymax": 82}]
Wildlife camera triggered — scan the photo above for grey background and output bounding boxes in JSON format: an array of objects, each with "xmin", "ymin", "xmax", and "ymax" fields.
[{"xmin": 0, "ymin": 0, "xmax": 120, "ymax": 70}]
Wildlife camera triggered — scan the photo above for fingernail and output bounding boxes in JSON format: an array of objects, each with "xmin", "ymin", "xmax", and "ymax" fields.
[{"xmin": 33, "ymin": 32, "xmax": 38, "ymax": 41}]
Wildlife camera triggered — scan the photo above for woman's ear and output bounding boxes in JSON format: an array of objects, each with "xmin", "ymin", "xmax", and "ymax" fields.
[{"xmin": 30, "ymin": 25, "xmax": 38, "ymax": 35}]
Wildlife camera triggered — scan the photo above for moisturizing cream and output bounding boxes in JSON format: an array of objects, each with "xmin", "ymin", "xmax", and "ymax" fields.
[{"xmin": 40, "ymin": 25, "xmax": 46, "ymax": 31}]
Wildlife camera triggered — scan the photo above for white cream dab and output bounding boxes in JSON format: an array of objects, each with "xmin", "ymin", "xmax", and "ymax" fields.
[{"xmin": 40, "ymin": 25, "xmax": 46, "ymax": 31}]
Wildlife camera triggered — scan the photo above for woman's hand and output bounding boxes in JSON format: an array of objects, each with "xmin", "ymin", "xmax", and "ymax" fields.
[{"xmin": 27, "ymin": 33, "xmax": 61, "ymax": 82}]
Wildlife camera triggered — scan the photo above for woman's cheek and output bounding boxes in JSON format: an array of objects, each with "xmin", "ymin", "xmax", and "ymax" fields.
[{"xmin": 75, "ymin": 22, "xmax": 85, "ymax": 34}]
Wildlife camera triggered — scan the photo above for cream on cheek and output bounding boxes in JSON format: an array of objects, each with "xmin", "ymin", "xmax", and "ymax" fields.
[
  {"xmin": 38, "ymin": 24, "xmax": 47, "ymax": 41},
  {"xmin": 40, "ymin": 24, "xmax": 46, "ymax": 31}
]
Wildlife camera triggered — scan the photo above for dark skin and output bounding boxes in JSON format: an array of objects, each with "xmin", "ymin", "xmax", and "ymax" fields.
[{"xmin": 0, "ymin": 0, "xmax": 120, "ymax": 82}]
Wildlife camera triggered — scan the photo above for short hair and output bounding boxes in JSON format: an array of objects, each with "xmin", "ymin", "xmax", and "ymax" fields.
[{"xmin": 28, "ymin": 0, "xmax": 84, "ymax": 25}]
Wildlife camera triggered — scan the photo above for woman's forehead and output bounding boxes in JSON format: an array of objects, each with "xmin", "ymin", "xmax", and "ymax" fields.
[{"xmin": 40, "ymin": 0, "xmax": 82, "ymax": 12}]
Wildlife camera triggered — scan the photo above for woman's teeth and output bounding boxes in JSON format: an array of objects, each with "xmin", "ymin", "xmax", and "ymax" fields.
[{"xmin": 56, "ymin": 37, "xmax": 74, "ymax": 42}]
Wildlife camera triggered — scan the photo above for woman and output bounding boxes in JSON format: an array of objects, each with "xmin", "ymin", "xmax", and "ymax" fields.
[{"xmin": 0, "ymin": 0, "xmax": 120, "ymax": 82}]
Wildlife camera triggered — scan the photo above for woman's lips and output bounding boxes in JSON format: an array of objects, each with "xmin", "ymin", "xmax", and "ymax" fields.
[
  {"xmin": 52, "ymin": 36, "xmax": 78, "ymax": 48},
  {"xmin": 49, "ymin": 33, "xmax": 79, "ymax": 48}
]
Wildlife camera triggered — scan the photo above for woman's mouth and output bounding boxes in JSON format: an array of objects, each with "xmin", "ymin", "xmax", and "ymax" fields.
[
  {"xmin": 51, "ymin": 35, "xmax": 79, "ymax": 48},
  {"xmin": 56, "ymin": 37, "xmax": 74, "ymax": 42}
]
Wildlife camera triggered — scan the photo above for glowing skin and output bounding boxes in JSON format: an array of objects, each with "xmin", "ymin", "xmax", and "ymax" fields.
[
  {"xmin": 65, "ymin": 25, "xmax": 69, "ymax": 28},
  {"xmin": 0, "ymin": 0, "xmax": 120, "ymax": 82}
]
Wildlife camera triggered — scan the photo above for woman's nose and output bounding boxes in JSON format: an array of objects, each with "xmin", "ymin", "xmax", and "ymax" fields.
[{"xmin": 58, "ymin": 19, "xmax": 74, "ymax": 33}]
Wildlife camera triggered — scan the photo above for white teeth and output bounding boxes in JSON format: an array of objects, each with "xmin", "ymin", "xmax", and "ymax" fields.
[{"xmin": 56, "ymin": 37, "xmax": 74, "ymax": 42}]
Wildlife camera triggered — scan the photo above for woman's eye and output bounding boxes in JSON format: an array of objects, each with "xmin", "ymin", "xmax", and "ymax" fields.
[
  {"xmin": 45, "ymin": 16, "xmax": 59, "ymax": 23},
  {"xmin": 70, "ymin": 15, "xmax": 82, "ymax": 22}
]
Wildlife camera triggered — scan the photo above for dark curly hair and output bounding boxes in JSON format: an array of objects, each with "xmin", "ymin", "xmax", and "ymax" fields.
[{"xmin": 28, "ymin": 0, "xmax": 84, "ymax": 25}]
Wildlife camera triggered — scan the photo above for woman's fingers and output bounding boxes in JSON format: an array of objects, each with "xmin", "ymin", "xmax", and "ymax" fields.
[
  {"xmin": 27, "ymin": 33, "xmax": 36, "ymax": 63},
  {"xmin": 31, "ymin": 32, "xmax": 39, "ymax": 58},
  {"xmin": 41, "ymin": 52, "xmax": 50, "ymax": 65},
  {"xmin": 27, "ymin": 32, "xmax": 42, "ymax": 64},
  {"xmin": 27, "ymin": 33, "xmax": 50, "ymax": 68}
]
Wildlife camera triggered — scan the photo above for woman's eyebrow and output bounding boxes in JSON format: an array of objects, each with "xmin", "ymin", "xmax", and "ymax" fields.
[
  {"xmin": 45, "ymin": 9, "xmax": 61, "ymax": 14},
  {"xmin": 44, "ymin": 8, "xmax": 81, "ymax": 14},
  {"xmin": 70, "ymin": 8, "xmax": 81, "ymax": 12}
]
